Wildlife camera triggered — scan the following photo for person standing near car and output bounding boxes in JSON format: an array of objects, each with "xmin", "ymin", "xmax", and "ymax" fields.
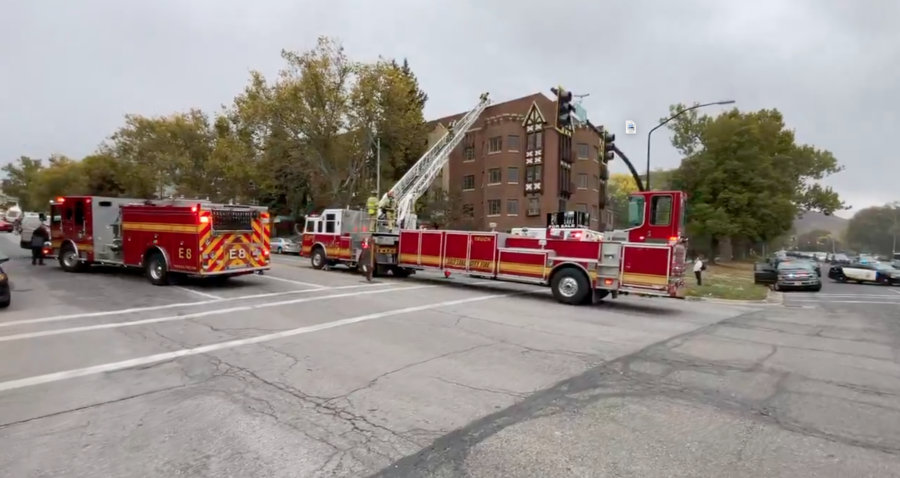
[
  {"xmin": 693, "ymin": 255, "xmax": 705, "ymax": 286},
  {"xmin": 30, "ymin": 214, "xmax": 49, "ymax": 266}
]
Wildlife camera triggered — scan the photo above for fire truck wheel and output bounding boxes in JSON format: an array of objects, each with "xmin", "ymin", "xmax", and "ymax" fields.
[
  {"xmin": 59, "ymin": 247, "xmax": 85, "ymax": 273},
  {"xmin": 145, "ymin": 253, "xmax": 170, "ymax": 286},
  {"xmin": 0, "ymin": 296, "xmax": 9, "ymax": 309},
  {"xmin": 550, "ymin": 267, "xmax": 591, "ymax": 305},
  {"xmin": 391, "ymin": 267, "xmax": 412, "ymax": 278},
  {"xmin": 311, "ymin": 247, "xmax": 327, "ymax": 270}
]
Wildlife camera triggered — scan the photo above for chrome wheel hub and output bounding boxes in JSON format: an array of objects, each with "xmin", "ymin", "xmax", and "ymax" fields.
[
  {"xmin": 63, "ymin": 251, "xmax": 79, "ymax": 268},
  {"xmin": 558, "ymin": 277, "xmax": 579, "ymax": 298},
  {"xmin": 150, "ymin": 261, "xmax": 163, "ymax": 280}
]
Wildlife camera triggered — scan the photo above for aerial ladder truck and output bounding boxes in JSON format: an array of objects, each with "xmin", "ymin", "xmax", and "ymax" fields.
[{"xmin": 301, "ymin": 92, "xmax": 492, "ymax": 275}]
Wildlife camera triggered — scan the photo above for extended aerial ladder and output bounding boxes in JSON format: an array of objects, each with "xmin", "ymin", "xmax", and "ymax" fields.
[{"xmin": 377, "ymin": 92, "xmax": 492, "ymax": 231}]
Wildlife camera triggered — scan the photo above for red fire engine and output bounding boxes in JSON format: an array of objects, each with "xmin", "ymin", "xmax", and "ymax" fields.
[
  {"xmin": 301, "ymin": 190, "xmax": 688, "ymax": 305},
  {"xmin": 48, "ymin": 196, "xmax": 271, "ymax": 285}
]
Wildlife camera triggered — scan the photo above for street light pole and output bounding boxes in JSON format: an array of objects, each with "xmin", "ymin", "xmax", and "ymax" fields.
[
  {"xmin": 646, "ymin": 100, "xmax": 735, "ymax": 190},
  {"xmin": 376, "ymin": 137, "xmax": 381, "ymax": 197}
]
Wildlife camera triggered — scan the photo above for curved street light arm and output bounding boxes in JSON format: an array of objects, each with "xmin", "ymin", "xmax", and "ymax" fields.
[{"xmin": 645, "ymin": 100, "xmax": 735, "ymax": 190}]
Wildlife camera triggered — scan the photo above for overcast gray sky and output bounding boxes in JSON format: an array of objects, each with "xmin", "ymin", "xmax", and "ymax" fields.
[{"xmin": 2, "ymin": 0, "xmax": 896, "ymax": 217}]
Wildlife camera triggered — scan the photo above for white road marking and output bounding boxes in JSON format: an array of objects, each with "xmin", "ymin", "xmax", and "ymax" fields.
[
  {"xmin": 0, "ymin": 285, "xmax": 438, "ymax": 343},
  {"xmin": 787, "ymin": 299, "xmax": 900, "ymax": 304},
  {"xmin": 0, "ymin": 292, "xmax": 512, "ymax": 393},
  {"xmin": 889, "ymin": 289, "xmax": 900, "ymax": 295},
  {"xmin": 0, "ymin": 283, "xmax": 391, "ymax": 329},
  {"xmin": 811, "ymin": 293, "xmax": 900, "ymax": 298},
  {"xmin": 173, "ymin": 286, "xmax": 223, "ymax": 301},
  {"xmin": 259, "ymin": 275, "xmax": 326, "ymax": 289}
]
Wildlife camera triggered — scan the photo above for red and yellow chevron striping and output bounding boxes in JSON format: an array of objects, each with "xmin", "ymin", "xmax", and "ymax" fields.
[{"xmin": 198, "ymin": 210, "xmax": 271, "ymax": 273}]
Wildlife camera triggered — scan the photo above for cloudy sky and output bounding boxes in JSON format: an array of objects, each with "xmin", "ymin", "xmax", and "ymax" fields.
[{"xmin": 2, "ymin": 0, "xmax": 896, "ymax": 217}]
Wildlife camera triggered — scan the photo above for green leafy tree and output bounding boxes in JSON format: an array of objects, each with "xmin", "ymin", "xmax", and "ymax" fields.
[
  {"xmin": 35, "ymin": 155, "xmax": 87, "ymax": 206},
  {"xmin": 81, "ymin": 153, "xmax": 128, "ymax": 196},
  {"xmin": 1, "ymin": 156, "xmax": 45, "ymax": 210},
  {"xmin": 232, "ymin": 36, "xmax": 430, "ymax": 210},
  {"xmin": 846, "ymin": 203, "xmax": 900, "ymax": 255},
  {"xmin": 666, "ymin": 104, "xmax": 846, "ymax": 259}
]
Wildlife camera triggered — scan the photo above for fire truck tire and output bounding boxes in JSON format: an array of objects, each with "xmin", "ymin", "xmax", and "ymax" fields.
[
  {"xmin": 145, "ymin": 252, "xmax": 170, "ymax": 286},
  {"xmin": 59, "ymin": 246, "xmax": 86, "ymax": 273},
  {"xmin": 550, "ymin": 267, "xmax": 591, "ymax": 305},
  {"xmin": 0, "ymin": 296, "xmax": 9, "ymax": 309},
  {"xmin": 391, "ymin": 267, "xmax": 413, "ymax": 278},
  {"xmin": 311, "ymin": 247, "xmax": 327, "ymax": 270}
]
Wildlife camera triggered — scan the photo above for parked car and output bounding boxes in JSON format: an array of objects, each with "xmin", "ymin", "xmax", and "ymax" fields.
[
  {"xmin": 768, "ymin": 256, "xmax": 821, "ymax": 277},
  {"xmin": 271, "ymin": 237, "xmax": 301, "ymax": 255},
  {"xmin": 829, "ymin": 262, "xmax": 900, "ymax": 285},
  {"xmin": 0, "ymin": 254, "xmax": 10, "ymax": 308},
  {"xmin": 755, "ymin": 260, "xmax": 822, "ymax": 291},
  {"xmin": 0, "ymin": 221, "xmax": 13, "ymax": 233}
]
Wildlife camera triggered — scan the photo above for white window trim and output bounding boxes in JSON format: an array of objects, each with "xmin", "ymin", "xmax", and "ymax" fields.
[{"xmin": 487, "ymin": 214, "xmax": 502, "ymax": 218}]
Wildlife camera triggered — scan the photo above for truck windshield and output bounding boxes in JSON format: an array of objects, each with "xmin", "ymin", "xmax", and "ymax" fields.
[
  {"xmin": 680, "ymin": 196, "xmax": 686, "ymax": 233},
  {"xmin": 627, "ymin": 195, "xmax": 645, "ymax": 227}
]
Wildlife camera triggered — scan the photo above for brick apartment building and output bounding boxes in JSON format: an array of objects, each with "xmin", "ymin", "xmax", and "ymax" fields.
[{"xmin": 427, "ymin": 93, "xmax": 614, "ymax": 232}]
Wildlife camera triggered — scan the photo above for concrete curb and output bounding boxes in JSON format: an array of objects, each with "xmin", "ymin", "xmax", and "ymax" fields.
[{"xmin": 684, "ymin": 289, "xmax": 784, "ymax": 306}]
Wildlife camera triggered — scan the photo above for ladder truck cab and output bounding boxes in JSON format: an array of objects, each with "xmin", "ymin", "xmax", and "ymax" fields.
[{"xmin": 48, "ymin": 196, "xmax": 272, "ymax": 285}]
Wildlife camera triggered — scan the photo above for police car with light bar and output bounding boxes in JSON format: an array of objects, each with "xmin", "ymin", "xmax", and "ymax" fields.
[{"xmin": 828, "ymin": 261, "xmax": 900, "ymax": 285}]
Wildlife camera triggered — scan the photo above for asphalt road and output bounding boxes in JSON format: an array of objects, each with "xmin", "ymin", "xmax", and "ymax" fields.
[{"xmin": 1, "ymin": 239, "xmax": 899, "ymax": 477}]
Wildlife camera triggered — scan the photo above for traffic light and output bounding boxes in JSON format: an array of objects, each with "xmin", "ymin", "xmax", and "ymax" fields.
[
  {"xmin": 551, "ymin": 86, "xmax": 575, "ymax": 135},
  {"xmin": 603, "ymin": 131, "xmax": 616, "ymax": 162}
]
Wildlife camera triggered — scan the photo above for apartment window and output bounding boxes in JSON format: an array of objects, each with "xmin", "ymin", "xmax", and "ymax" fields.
[
  {"xmin": 592, "ymin": 205, "xmax": 599, "ymax": 218},
  {"xmin": 577, "ymin": 143, "xmax": 590, "ymax": 159},
  {"xmin": 527, "ymin": 198, "xmax": 541, "ymax": 216},
  {"xmin": 593, "ymin": 174, "xmax": 600, "ymax": 189},
  {"xmin": 577, "ymin": 173, "xmax": 588, "ymax": 189},
  {"xmin": 558, "ymin": 199, "xmax": 567, "ymax": 213},
  {"xmin": 526, "ymin": 131, "xmax": 543, "ymax": 151},
  {"xmin": 526, "ymin": 165, "xmax": 543, "ymax": 182},
  {"xmin": 559, "ymin": 166, "xmax": 571, "ymax": 193},
  {"xmin": 488, "ymin": 136, "xmax": 502, "ymax": 153},
  {"xmin": 463, "ymin": 204, "xmax": 474, "ymax": 218},
  {"xmin": 576, "ymin": 203, "xmax": 588, "ymax": 213},
  {"xmin": 463, "ymin": 133, "xmax": 475, "ymax": 161},
  {"xmin": 507, "ymin": 167, "xmax": 519, "ymax": 183},
  {"xmin": 487, "ymin": 199, "xmax": 502, "ymax": 216},
  {"xmin": 507, "ymin": 199, "xmax": 519, "ymax": 215},
  {"xmin": 462, "ymin": 175, "xmax": 476, "ymax": 191},
  {"xmin": 507, "ymin": 135, "xmax": 520, "ymax": 151},
  {"xmin": 488, "ymin": 168, "xmax": 502, "ymax": 184},
  {"xmin": 593, "ymin": 145, "xmax": 600, "ymax": 162}
]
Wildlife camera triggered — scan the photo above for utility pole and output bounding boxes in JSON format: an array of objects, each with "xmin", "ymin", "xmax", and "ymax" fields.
[{"xmin": 376, "ymin": 137, "xmax": 381, "ymax": 197}]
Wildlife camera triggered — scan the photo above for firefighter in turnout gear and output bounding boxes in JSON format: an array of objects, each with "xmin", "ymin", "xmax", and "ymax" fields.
[
  {"xmin": 380, "ymin": 191, "xmax": 396, "ymax": 231},
  {"xmin": 366, "ymin": 196, "xmax": 379, "ymax": 232}
]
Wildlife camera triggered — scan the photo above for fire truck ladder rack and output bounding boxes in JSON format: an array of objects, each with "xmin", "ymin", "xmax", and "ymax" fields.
[{"xmin": 380, "ymin": 92, "xmax": 492, "ymax": 230}]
